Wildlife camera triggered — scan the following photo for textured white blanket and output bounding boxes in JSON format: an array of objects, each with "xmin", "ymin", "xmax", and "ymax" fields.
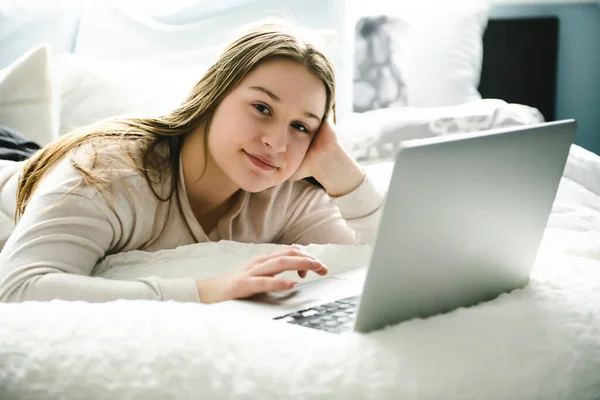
[
  {"xmin": 1, "ymin": 236, "xmax": 599, "ymax": 400},
  {"xmin": 1, "ymin": 145, "xmax": 600, "ymax": 399}
]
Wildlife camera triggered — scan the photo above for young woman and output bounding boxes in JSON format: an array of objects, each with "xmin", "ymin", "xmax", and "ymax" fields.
[{"xmin": 0, "ymin": 21, "xmax": 383, "ymax": 304}]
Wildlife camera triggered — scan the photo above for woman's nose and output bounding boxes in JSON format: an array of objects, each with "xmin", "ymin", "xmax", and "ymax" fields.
[{"xmin": 261, "ymin": 125, "xmax": 287, "ymax": 152}]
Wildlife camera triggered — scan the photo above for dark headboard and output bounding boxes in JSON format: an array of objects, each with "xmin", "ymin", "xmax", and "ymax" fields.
[{"xmin": 478, "ymin": 17, "xmax": 559, "ymax": 122}]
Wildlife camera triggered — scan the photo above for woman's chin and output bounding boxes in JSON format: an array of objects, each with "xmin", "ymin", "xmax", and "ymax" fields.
[
  {"xmin": 232, "ymin": 166, "xmax": 293, "ymax": 193},
  {"xmin": 236, "ymin": 175, "xmax": 285, "ymax": 193},
  {"xmin": 234, "ymin": 176, "xmax": 270, "ymax": 193}
]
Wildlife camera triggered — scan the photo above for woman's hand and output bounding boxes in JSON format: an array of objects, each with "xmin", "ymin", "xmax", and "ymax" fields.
[
  {"xmin": 289, "ymin": 118, "xmax": 339, "ymax": 182},
  {"xmin": 196, "ymin": 246, "xmax": 328, "ymax": 304},
  {"xmin": 290, "ymin": 119, "xmax": 366, "ymax": 197}
]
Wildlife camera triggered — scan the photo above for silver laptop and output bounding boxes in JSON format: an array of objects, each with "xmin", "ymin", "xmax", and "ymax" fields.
[{"xmin": 215, "ymin": 120, "xmax": 577, "ymax": 334}]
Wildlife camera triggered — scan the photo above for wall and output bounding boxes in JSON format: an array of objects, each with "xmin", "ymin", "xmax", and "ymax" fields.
[{"xmin": 489, "ymin": 2, "xmax": 600, "ymax": 154}]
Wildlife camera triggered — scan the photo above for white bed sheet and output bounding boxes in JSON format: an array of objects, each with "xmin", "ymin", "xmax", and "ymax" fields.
[{"xmin": 1, "ymin": 145, "xmax": 600, "ymax": 400}]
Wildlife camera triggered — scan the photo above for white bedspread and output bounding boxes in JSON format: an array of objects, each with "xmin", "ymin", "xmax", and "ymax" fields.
[{"xmin": 1, "ymin": 145, "xmax": 600, "ymax": 400}]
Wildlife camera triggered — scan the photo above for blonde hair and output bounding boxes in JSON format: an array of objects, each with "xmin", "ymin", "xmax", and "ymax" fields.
[{"xmin": 16, "ymin": 19, "xmax": 337, "ymax": 226}]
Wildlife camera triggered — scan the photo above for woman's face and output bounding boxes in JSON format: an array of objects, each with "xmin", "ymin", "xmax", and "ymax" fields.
[{"xmin": 206, "ymin": 58, "xmax": 327, "ymax": 192}]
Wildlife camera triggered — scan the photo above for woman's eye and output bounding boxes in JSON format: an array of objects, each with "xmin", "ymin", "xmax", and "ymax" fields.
[
  {"xmin": 292, "ymin": 123, "xmax": 310, "ymax": 134},
  {"xmin": 253, "ymin": 104, "xmax": 271, "ymax": 115}
]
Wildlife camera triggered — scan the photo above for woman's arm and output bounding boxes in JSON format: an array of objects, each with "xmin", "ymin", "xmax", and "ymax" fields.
[
  {"xmin": 277, "ymin": 176, "xmax": 382, "ymax": 246},
  {"xmin": 0, "ymin": 161, "xmax": 200, "ymax": 303},
  {"xmin": 282, "ymin": 121, "xmax": 384, "ymax": 246},
  {"xmin": 313, "ymin": 142, "xmax": 383, "ymax": 244}
]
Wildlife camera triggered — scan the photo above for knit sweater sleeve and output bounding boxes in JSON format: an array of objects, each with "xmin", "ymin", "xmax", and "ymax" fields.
[
  {"xmin": 278, "ymin": 175, "xmax": 384, "ymax": 246},
  {"xmin": 0, "ymin": 158, "xmax": 200, "ymax": 303}
]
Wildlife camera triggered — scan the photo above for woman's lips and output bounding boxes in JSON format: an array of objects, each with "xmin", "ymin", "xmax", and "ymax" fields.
[{"xmin": 244, "ymin": 151, "xmax": 277, "ymax": 171}]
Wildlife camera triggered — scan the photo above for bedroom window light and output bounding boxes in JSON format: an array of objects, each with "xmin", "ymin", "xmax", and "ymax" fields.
[
  {"xmin": 357, "ymin": 0, "xmax": 486, "ymax": 18},
  {"xmin": 96, "ymin": 0, "xmax": 259, "ymax": 17}
]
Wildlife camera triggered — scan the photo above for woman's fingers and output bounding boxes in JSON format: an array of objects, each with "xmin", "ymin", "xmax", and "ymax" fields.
[
  {"xmin": 214, "ymin": 247, "xmax": 328, "ymax": 301},
  {"xmin": 251, "ymin": 256, "xmax": 328, "ymax": 277},
  {"xmin": 245, "ymin": 276, "xmax": 297, "ymax": 295},
  {"xmin": 247, "ymin": 246, "xmax": 320, "ymax": 268},
  {"xmin": 245, "ymin": 246, "xmax": 295, "ymax": 265}
]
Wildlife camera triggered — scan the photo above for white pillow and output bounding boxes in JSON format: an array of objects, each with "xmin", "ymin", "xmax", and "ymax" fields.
[
  {"xmin": 57, "ymin": 54, "xmax": 206, "ymax": 134},
  {"xmin": 0, "ymin": 44, "xmax": 58, "ymax": 146},
  {"xmin": 399, "ymin": 0, "xmax": 491, "ymax": 107},
  {"xmin": 72, "ymin": 0, "xmax": 354, "ymax": 117},
  {"xmin": 0, "ymin": 159, "xmax": 21, "ymax": 252},
  {"xmin": 338, "ymin": 99, "xmax": 544, "ymax": 161},
  {"xmin": 353, "ymin": 16, "xmax": 410, "ymax": 112}
]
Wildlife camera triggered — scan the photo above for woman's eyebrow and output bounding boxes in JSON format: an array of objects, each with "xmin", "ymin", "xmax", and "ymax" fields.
[
  {"xmin": 250, "ymin": 86, "xmax": 322, "ymax": 123},
  {"xmin": 304, "ymin": 111, "xmax": 321, "ymax": 123},
  {"xmin": 250, "ymin": 86, "xmax": 280, "ymax": 102}
]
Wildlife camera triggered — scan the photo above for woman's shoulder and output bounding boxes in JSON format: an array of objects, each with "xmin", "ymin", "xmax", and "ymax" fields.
[
  {"xmin": 70, "ymin": 140, "xmax": 141, "ymax": 175},
  {"xmin": 34, "ymin": 140, "xmax": 171, "ymax": 201}
]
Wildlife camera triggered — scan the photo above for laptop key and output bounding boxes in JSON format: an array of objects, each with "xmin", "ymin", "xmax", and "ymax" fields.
[{"xmin": 301, "ymin": 310, "xmax": 320, "ymax": 318}]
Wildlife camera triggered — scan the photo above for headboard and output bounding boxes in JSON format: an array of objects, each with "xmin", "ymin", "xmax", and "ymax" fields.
[{"xmin": 478, "ymin": 17, "xmax": 559, "ymax": 122}]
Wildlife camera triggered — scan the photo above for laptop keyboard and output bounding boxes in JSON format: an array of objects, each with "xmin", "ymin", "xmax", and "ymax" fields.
[{"xmin": 273, "ymin": 296, "xmax": 359, "ymax": 334}]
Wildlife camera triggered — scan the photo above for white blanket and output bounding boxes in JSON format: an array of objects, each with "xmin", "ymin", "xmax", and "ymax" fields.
[{"xmin": 1, "ymin": 145, "xmax": 600, "ymax": 400}]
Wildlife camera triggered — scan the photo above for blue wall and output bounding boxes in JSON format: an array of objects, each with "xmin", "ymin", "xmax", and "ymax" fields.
[{"xmin": 490, "ymin": 2, "xmax": 600, "ymax": 154}]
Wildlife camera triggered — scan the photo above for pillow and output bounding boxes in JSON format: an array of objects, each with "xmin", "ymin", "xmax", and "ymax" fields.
[
  {"xmin": 337, "ymin": 99, "xmax": 544, "ymax": 161},
  {"xmin": 353, "ymin": 15, "xmax": 409, "ymax": 112},
  {"xmin": 0, "ymin": 45, "xmax": 58, "ymax": 146},
  {"xmin": 354, "ymin": 0, "xmax": 490, "ymax": 108},
  {"xmin": 72, "ymin": 0, "xmax": 355, "ymax": 117},
  {"xmin": 0, "ymin": 159, "xmax": 21, "ymax": 252},
  {"xmin": 401, "ymin": 0, "xmax": 490, "ymax": 107},
  {"xmin": 0, "ymin": 0, "xmax": 82, "ymax": 69},
  {"xmin": 57, "ymin": 54, "xmax": 205, "ymax": 134}
]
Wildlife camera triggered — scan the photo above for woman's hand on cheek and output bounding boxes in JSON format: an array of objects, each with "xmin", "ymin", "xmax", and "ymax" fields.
[
  {"xmin": 289, "ymin": 119, "xmax": 367, "ymax": 198},
  {"xmin": 289, "ymin": 118, "xmax": 339, "ymax": 182}
]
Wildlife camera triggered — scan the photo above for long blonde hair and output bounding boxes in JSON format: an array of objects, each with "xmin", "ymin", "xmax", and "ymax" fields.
[{"xmin": 16, "ymin": 19, "xmax": 337, "ymax": 224}]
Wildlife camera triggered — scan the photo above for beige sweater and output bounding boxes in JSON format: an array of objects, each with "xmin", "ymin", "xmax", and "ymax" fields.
[{"xmin": 0, "ymin": 146, "xmax": 383, "ymax": 303}]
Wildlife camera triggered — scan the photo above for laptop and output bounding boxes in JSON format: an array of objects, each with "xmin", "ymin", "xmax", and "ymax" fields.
[{"xmin": 215, "ymin": 119, "xmax": 577, "ymax": 334}]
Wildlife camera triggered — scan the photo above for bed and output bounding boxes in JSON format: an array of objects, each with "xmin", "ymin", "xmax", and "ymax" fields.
[
  {"xmin": 1, "ymin": 1, "xmax": 600, "ymax": 399},
  {"xmin": 2, "ymin": 149, "xmax": 600, "ymax": 399}
]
